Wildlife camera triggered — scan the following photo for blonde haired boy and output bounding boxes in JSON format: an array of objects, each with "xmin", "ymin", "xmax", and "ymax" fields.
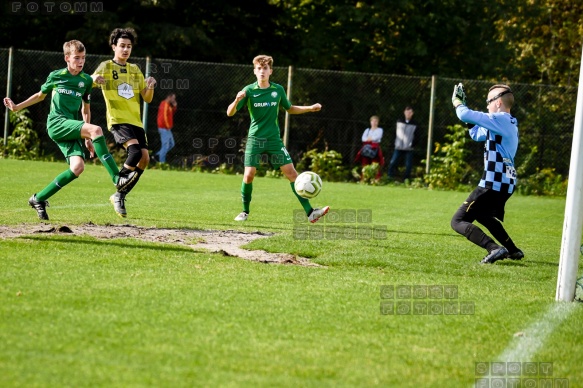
[{"xmin": 227, "ymin": 55, "xmax": 329, "ymax": 222}]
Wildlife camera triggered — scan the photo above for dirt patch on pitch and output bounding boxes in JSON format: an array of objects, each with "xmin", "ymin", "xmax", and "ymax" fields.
[{"xmin": 0, "ymin": 223, "xmax": 320, "ymax": 267}]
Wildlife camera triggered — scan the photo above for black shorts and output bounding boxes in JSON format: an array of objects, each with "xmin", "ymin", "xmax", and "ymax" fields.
[
  {"xmin": 459, "ymin": 186, "xmax": 513, "ymax": 222},
  {"xmin": 110, "ymin": 123, "xmax": 148, "ymax": 148}
]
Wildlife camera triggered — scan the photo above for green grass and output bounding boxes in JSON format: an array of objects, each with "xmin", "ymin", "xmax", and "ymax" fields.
[{"xmin": 0, "ymin": 159, "xmax": 581, "ymax": 387}]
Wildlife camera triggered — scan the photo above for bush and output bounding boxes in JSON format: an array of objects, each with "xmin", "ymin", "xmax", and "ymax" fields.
[
  {"xmin": 0, "ymin": 109, "xmax": 41, "ymax": 160},
  {"xmin": 360, "ymin": 162, "xmax": 382, "ymax": 185},
  {"xmin": 423, "ymin": 124, "xmax": 477, "ymax": 191},
  {"xmin": 517, "ymin": 168, "xmax": 568, "ymax": 196},
  {"xmin": 297, "ymin": 148, "xmax": 348, "ymax": 182}
]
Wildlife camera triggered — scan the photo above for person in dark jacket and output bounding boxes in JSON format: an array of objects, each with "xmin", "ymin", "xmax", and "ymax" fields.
[{"xmin": 387, "ymin": 106, "xmax": 418, "ymax": 180}]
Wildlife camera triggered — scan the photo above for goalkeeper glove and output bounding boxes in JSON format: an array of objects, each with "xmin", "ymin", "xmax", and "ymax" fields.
[{"xmin": 452, "ymin": 83, "xmax": 467, "ymax": 107}]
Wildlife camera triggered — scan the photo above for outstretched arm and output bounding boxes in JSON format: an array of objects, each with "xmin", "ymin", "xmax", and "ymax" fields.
[
  {"xmin": 286, "ymin": 103, "xmax": 322, "ymax": 115},
  {"xmin": 4, "ymin": 91, "xmax": 46, "ymax": 112}
]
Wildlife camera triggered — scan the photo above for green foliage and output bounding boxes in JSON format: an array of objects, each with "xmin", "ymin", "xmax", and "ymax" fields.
[
  {"xmin": 516, "ymin": 145, "xmax": 539, "ymax": 178},
  {"xmin": 494, "ymin": 1, "xmax": 583, "ymax": 85},
  {"xmin": 264, "ymin": 168, "xmax": 284, "ymax": 178},
  {"xmin": 517, "ymin": 168, "xmax": 568, "ymax": 196},
  {"xmin": 297, "ymin": 148, "xmax": 348, "ymax": 182},
  {"xmin": 2, "ymin": 1, "xmax": 581, "ymax": 83},
  {"xmin": 423, "ymin": 124, "xmax": 477, "ymax": 191},
  {"xmin": 360, "ymin": 162, "xmax": 382, "ymax": 185},
  {"xmin": 514, "ymin": 145, "xmax": 567, "ymax": 196},
  {"xmin": 0, "ymin": 109, "xmax": 41, "ymax": 160}
]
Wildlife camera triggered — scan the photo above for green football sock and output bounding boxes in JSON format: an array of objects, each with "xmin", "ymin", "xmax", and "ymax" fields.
[
  {"xmin": 291, "ymin": 182, "xmax": 312, "ymax": 215},
  {"xmin": 92, "ymin": 135, "xmax": 119, "ymax": 183},
  {"xmin": 241, "ymin": 181, "xmax": 252, "ymax": 213},
  {"xmin": 36, "ymin": 169, "xmax": 78, "ymax": 201}
]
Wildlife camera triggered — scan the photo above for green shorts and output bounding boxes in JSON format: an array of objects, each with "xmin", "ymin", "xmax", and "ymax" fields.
[
  {"xmin": 244, "ymin": 138, "xmax": 292, "ymax": 169},
  {"xmin": 47, "ymin": 116, "xmax": 85, "ymax": 162}
]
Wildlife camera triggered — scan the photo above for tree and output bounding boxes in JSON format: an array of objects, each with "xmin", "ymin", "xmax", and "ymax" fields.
[
  {"xmin": 493, "ymin": 0, "xmax": 583, "ymax": 86},
  {"xmin": 0, "ymin": 0, "xmax": 580, "ymax": 85}
]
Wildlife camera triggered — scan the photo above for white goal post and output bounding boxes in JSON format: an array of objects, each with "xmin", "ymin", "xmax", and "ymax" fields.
[{"xmin": 556, "ymin": 45, "xmax": 583, "ymax": 301}]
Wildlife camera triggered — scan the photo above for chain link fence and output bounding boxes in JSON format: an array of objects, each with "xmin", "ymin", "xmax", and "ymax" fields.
[{"xmin": 1, "ymin": 48, "xmax": 577, "ymax": 179}]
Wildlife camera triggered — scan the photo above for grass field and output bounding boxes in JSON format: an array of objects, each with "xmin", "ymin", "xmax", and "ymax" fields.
[{"xmin": 0, "ymin": 159, "xmax": 581, "ymax": 387}]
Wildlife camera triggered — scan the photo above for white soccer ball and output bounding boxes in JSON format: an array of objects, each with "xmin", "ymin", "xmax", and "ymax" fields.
[{"xmin": 294, "ymin": 171, "xmax": 322, "ymax": 199}]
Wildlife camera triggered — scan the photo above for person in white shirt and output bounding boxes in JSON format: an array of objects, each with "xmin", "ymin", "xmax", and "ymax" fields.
[{"xmin": 355, "ymin": 115, "xmax": 385, "ymax": 179}]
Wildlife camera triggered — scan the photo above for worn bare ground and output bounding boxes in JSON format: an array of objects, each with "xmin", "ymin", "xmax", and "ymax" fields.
[{"xmin": 0, "ymin": 223, "xmax": 320, "ymax": 267}]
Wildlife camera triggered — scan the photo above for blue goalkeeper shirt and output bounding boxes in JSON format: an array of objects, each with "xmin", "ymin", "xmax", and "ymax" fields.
[{"xmin": 455, "ymin": 105, "xmax": 518, "ymax": 194}]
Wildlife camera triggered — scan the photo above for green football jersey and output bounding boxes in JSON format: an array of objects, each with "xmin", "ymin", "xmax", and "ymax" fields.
[
  {"xmin": 40, "ymin": 68, "xmax": 93, "ymax": 121},
  {"xmin": 236, "ymin": 82, "xmax": 292, "ymax": 141}
]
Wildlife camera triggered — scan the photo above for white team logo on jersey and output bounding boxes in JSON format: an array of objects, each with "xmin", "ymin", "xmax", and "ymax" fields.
[
  {"xmin": 271, "ymin": 91, "xmax": 277, "ymax": 98},
  {"xmin": 78, "ymin": 81, "xmax": 84, "ymax": 88},
  {"xmin": 117, "ymin": 82, "xmax": 135, "ymax": 99}
]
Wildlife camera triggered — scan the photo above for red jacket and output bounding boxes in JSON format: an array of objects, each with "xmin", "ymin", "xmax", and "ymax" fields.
[
  {"xmin": 157, "ymin": 100, "xmax": 176, "ymax": 129},
  {"xmin": 355, "ymin": 141, "xmax": 384, "ymax": 166}
]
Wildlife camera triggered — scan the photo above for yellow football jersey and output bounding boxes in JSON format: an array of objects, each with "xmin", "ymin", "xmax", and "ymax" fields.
[{"xmin": 92, "ymin": 60, "xmax": 146, "ymax": 129}]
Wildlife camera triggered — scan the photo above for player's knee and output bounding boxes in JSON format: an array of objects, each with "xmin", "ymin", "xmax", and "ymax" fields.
[
  {"xmin": 450, "ymin": 218, "xmax": 469, "ymax": 236},
  {"xmin": 280, "ymin": 167, "xmax": 296, "ymax": 181},
  {"xmin": 243, "ymin": 173, "xmax": 255, "ymax": 183},
  {"xmin": 90, "ymin": 125, "xmax": 103, "ymax": 138},
  {"xmin": 125, "ymin": 144, "xmax": 142, "ymax": 167},
  {"xmin": 71, "ymin": 162, "xmax": 84, "ymax": 176}
]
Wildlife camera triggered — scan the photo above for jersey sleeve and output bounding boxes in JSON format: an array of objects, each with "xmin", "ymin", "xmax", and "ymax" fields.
[
  {"xmin": 91, "ymin": 61, "xmax": 107, "ymax": 88},
  {"xmin": 82, "ymin": 73, "xmax": 93, "ymax": 104},
  {"xmin": 235, "ymin": 88, "xmax": 249, "ymax": 111},
  {"xmin": 457, "ymin": 105, "xmax": 515, "ymax": 139},
  {"xmin": 468, "ymin": 126, "xmax": 488, "ymax": 141},
  {"xmin": 279, "ymin": 85, "xmax": 292, "ymax": 110},
  {"xmin": 40, "ymin": 71, "xmax": 54, "ymax": 94}
]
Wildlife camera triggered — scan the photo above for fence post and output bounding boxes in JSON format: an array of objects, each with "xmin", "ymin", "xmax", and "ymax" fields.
[
  {"xmin": 425, "ymin": 75, "xmax": 436, "ymax": 174},
  {"xmin": 283, "ymin": 65, "xmax": 293, "ymax": 148},
  {"xmin": 141, "ymin": 55, "xmax": 151, "ymax": 131},
  {"xmin": 3, "ymin": 47, "xmax": 14, "ymax": 148}
]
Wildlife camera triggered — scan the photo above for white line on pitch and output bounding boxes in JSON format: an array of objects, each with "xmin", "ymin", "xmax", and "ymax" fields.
[
  {"xmin": 470, "ymin": 302, "xmax": 577, "ymax": 387},
  {"xmin": 497, "ymin": 302, "xmax": 577, "ymax": 363}
]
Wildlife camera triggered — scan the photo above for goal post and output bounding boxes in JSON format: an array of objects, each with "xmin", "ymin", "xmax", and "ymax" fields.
[{"xmin": 556, "ymin": 45, "xmax": 583, "ymax": 301}]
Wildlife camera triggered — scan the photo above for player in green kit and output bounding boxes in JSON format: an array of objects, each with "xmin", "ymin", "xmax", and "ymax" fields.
[
  {"xmin": 227, "ymin": 55, "xmax": 329, "ymax": 223},
  {"xmin": 3, "ymin": 40, "xmax": 136, "ymax": 220}
]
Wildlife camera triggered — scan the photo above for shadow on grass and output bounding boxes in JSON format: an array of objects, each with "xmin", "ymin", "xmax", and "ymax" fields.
[
  {"xmin": 127, "ymin": 217, "xmax": 285, "ymax": 233},
  {"xmin": 18, "ymin": 235, "xmax": 198, "ymax": 254},
  {"xmin": 497, "ymin": 260, "xmax": 558, "ymax": 267},
  {"xmin": 133, "ymin": 215, "xmax": 458, "ymax": 240}
]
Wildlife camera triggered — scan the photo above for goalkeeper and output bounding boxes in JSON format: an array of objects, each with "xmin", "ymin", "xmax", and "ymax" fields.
[
  {"xmin": 450, "ymin": 83, "xmax": 523, "ymax": 264},
  {"xmin": 227, "ymin": 54, "xmax": 329, "ymax": 223}
]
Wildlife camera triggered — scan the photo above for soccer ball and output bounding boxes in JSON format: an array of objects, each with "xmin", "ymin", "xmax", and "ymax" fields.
[{"xmin": 294, "ymin": 171, "xmax": 322, "ymax": 199}]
